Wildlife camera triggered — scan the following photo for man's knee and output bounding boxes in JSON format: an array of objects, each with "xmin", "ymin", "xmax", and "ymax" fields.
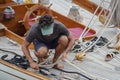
[
  {"xmin": 35, "ymin": 47, "xmax": 48, "ymax": 58},
  {"xmin": 58, "ymin": 36, "xmax": 69, "ymax": 46}
]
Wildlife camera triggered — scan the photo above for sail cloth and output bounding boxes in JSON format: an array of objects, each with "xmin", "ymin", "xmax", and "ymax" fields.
[{"xmin": 110, "ymin": 0, "xmax": 120, "ymax": 26}]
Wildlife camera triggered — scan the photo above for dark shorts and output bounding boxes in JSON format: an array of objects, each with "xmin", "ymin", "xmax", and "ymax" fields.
[{"xmin": 33, "ymin": 38, "xmax": 59, "ymax": 51}]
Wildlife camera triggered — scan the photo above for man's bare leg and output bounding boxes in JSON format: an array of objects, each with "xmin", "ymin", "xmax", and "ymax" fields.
[
  {"xmin": 35, "ymin": 47, "xmax": 49, "ymax": 63},
  {"xmin": 53, "ymin": 36, "xmax": 69, "ymax": 69}
]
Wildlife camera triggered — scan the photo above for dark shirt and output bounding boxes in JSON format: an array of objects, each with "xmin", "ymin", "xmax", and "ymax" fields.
[{"xmin": 25, "ymin": 20, "xmax": 70, "ymax": 43}]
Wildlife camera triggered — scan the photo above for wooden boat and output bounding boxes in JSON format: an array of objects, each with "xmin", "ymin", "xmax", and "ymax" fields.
[
  {"xmin": 0, "ymin": 24, "xmax": 50, "ymax": 80},
  {"xmin": 0, "ymin": 0, "xmax": 96, "ymax": 80},
  {"xmin": 0, "ymin": 1, "xmax": 96, "ymax": 41},
  {"xmin": 1, "ymin": 0, "xmax": 120, "ymax": 80},
  {"xmin": 73, "ymin": 0, "xmax": 120, "ymax": 50}
]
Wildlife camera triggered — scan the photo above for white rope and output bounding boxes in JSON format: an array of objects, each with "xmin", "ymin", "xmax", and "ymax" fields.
[
  {"xmin": 64, "ymin": 59, "xmax": 109, "ymax": 80},
  {"xmin": 38, "ymin": 52, "xmax": 63, "ymax": 68},
  {"xmin": 37, "ymin": 1, "xmax": 119, "ymax": 79},
  {"xmin": 64, "ymin": 1, "xmax": 119, "ymax": 79},
  {"xmin": 82, "ymin": 0, "xmax": 108, "ymax": 38},
  {"xmin": 73, "ymin": 0, "xmax": 111, "ymax": 53},
  {"xmin": 96, "ymin": 30, "xmax": 120, "ymax": 63},
  {"xmin": 81, "ymin": 0, "xmax": 119, "ymax": 53},
  {"xmin": 78, "ymin": 0, "xmax": 113, "ymax": 52},
  {"xmin": 70, "ymin": 0, "xmax": 117, "ymax": 70},
  {"xmin": 96, "ymin": 31, "xmax": 120, "ymax": 52},
  {"xmin": 77, "ymin": 0, "xmax": 120, "ymax": 70},
  {"xmin": 76, "ymin": 0, "xmax": 111, "ymax": 53},
  {"xmin": 79, "ymin": 0, "xmax": 105, "ymax": 42},
  {"xmin": 82, "ymin": 4, "xmax": 105, "ymax": 38}
]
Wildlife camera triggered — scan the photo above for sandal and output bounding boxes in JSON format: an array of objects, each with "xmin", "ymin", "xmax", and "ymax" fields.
[{"xmin": 105, "ymin": 53, "xmax": 114, "ymax": 61}]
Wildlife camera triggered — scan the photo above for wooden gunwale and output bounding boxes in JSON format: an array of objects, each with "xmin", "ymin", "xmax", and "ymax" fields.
[
  {"xmin": 0, "ymin": 3, "xmax": 96, "ymax": 41},
  {"xmin": 0, "ymin": 28, "xmax": 50, "ymax": 80},
  {"xmin": 0, "ymin": 60, "xmax": 50, "ymax": 80},
  {"xmin": 73, "ymin": 0, "xmax": 109, "ymax": 16},
  {"xmin": 51, "ymin": 9, "xmax": 96, "ymax": 41}
]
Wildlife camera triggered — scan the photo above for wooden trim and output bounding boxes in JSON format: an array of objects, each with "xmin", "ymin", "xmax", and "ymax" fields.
[
  {"xmin": 0, "ymin": 28, "xmax": 5, "ymax": 36},
  {"xmin": 0, "ymin": 69, "xmax": 25, "ymax": 80},
  {"xmin": 4, "ymin": 29, "xmax": 34, "ymax": 49},
  {"xmin": 0, "ymin": 60, "xmax": 51, "ymax": 80},
  {"xmin": 52, "ymin": 9, "xmax": 96, "ymax": 40},
  {"xmin": 73, "ymin": 0, "xmax": 109, "ymax": 16},
  {"xmin": 4, "ymin": 0, "xmax": 12, "ymax": 3},
  {"xmin": 0, "ymin": 28, "xmax": 50, "ymax": 80}
]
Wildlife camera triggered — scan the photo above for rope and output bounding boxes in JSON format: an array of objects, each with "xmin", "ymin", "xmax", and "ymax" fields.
[
  {"xmin": 38, "ymin": 52, "xmax": 63, "ymax": 68},
  {"xmin": 53, "ymin": 66, "xmax": 92, "ymax": 80},
  {"xmin": 69, "ymin": 0, "xmax": 120, "ymax": 77},
  {"xmin": 82, "ymin": 4, "xmax": 105, "ymax": 38},
  {"xmin": 27, "ymin": 51, "xmax": 94, "ymax": 80},
  {"xmin": 81, "ymin": 0, "xmax": 119, "ymax": 53},
  {"xmin": 64, "ymin": 59, "xmax": 109, "ymax": 80},
  {"xmin": 79, "ymin": 0, "xmax": 105, "ymax": 42},
  {"xmin": 73, "ymin": 0, "xmax": 120, "ymax": 71},
  {"xmin": 77, "ymin": 0, "xmax": 113, "ymax": 53},
  {"xmin": 81, "ymin": 0, "xmax": 108, "ymax": 38}
]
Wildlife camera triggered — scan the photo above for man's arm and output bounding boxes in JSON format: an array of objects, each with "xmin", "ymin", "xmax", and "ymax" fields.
[
  {"xmin": 22, "ymin": 40, "xmax": 39, "ymax": 70},
  {"xmin": 62, "ymin": 33, "xmax": 75, "ymax": 61},
  {"xmin": 64, "ymin": 33, "xmax": 76, "ymax": 53},
  {"xmin": 22, "ymin": 40, "xmax": 33, "ymax": 62}
]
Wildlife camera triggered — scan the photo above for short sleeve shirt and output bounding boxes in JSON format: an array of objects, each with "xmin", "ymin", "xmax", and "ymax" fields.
[{"xmin": 25, "ymin": 20, "xmax": 70, "ymax": 43}]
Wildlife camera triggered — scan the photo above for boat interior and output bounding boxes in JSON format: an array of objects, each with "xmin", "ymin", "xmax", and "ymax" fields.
[{"xmin": 0, "ymin": 0, "xmax": 120, "ymax": 80}]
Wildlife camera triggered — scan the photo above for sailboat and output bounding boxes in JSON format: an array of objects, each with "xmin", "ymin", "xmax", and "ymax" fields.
[
  {"xmin": 0, "ymin": 0, "xmax": 96, "ymax": 80},
  {"xmin": 0, "ymin": 0, "xmax": 120, "ymax": 80}
]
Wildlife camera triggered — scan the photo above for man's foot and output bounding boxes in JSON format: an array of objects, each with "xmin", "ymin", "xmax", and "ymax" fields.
[
  {"xmin": 36, "ymin": 54, "xmax": 49, "ymax": 64},
  {"xmin": 54, "ymin": 64, "xmax": 64, "ymax": 69},
  {"xmin": 38, "ymin": 58, "xmax": 43, "ymax": 64}
]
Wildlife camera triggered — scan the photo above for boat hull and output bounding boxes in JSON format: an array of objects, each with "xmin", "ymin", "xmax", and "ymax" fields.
[{"xmin": 0, "ymin": 3, "xmax": 96, "ymax": 41}]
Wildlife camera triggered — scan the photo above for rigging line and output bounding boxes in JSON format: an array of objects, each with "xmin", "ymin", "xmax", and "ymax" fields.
[
  {"xmin": 96, "ymin": 49, "xmax": 120, "ymax": 67},
  {"xmin": 71, "ymin": 0, "xmax": 118, "ymax": 72},
  {"xmin": 95, "ymin": 31, "xmax": 120, "ymax": 54},
  {"xmin": 79, "ymin": 0, "xmax": 119, "ymax": 69},
  {"xmin": 79, "ymin": 0, "xmax": 105, "ymax": 42},
  {"xmin": 108, "ymin": 50, "xmax": 120, "ymax": 62},
  {"xmin": 81, "ymin": 0, "xmax": 118, "ymax": 53},
  {"xmin": 82, "ymin": 0, "xmax": 110, "ymax": 38},
  {"xmin": 115, "ymin": 55, "xmax": 120, "ymax": 62},
  {"xmin": 0, "ymin": 48, "xmax": 91, "ymax": 79},
  {"xmin": 0, "ymin": 47, "xmax": 91, "ymax": 79},
  {"xmin": 64, "ymin": 59, "xmax": 109, "ymax": 80},
  {"xmin": 38, "ymin": 53, "xmax": 92, "ymax": 80},
  {"xmin": 77, "ymin": 0, "xmax": 114, "ymax": 53},
  {"xmin": 85, "ymin": 30, "xmax": 120, "ymax": 69},
  {"xmin": 98, "ymin": 33, "xmax": 120, "ymax": 62},
  {"xmin": 82, "ymin": 2, "xmax": 105, "ymax": 38},
  {"xmin": 87, "ymin": 31, "xmax": 120, "ymax": 68},
  {"xmin": 53, "ymin": 67, "xmax": 92, "ymax": 80},
  {"xmin": 38, "ymin": 52, "xmax": 63, "ymax": 68},
  {"xmin": 86, "ymin": 53, "xmax": 115, "ymax": 70}
]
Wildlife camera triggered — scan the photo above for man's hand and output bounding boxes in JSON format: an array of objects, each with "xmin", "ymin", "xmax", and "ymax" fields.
[{"xmin": 30, "ymin": 61, "xmax": 39, "ymax": 70}]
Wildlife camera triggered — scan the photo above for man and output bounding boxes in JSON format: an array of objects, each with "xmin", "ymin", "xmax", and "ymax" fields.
[{"xmin": 22, "ymin": 14, "xmax": 75, "ymax": 70}]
